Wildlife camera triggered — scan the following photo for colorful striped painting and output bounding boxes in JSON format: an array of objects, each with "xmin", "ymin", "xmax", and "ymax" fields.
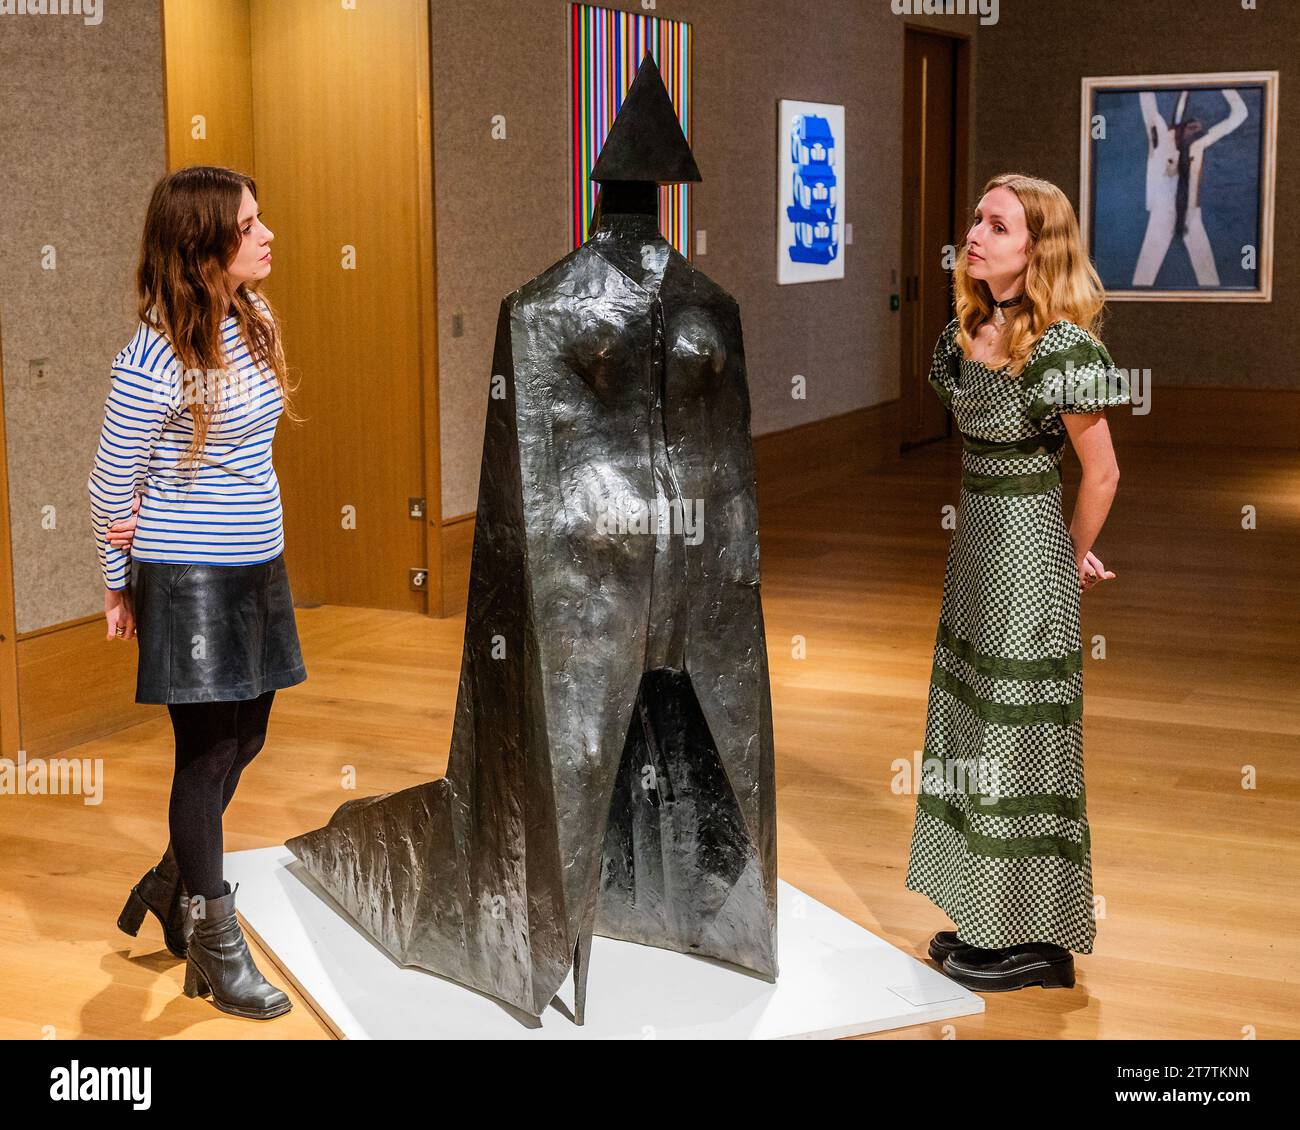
[{"xmin": 569, "ymin": 3, "xmax": 693, "ymax": 254}]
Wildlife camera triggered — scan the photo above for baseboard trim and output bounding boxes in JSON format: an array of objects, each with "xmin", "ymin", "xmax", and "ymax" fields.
[
  {"xmin": 1107, "ymin": 386, "xmax": 1299, "ymax": 449},
  {"xmin": 17, "ymin": 618, "xmax": 164, "ymax": 757},
  {"xmin": 439, "ymin": 512, "xmax": 474, "ymax": 617}
]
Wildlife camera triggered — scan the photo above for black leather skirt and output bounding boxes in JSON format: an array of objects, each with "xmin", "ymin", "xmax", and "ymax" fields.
[{"xmin": 130, "ymin": 552, "xmax": 308, "ymax": 705}]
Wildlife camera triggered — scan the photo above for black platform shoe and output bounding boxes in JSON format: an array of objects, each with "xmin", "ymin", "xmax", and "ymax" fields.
[
  {"xmin": 183, "ymin": 881, "xmax": 292, "ymax": 1020},
  {"xmin": 927, "ymin": 930, "xmax": 976, "ymax": 963},
  {"xmin": 942, "ymin": 941, "xmax": 1075, "ymax": 992},
  {"xmin": 117, "ymin": 843, "xmax": 193, "ymax": 958}
]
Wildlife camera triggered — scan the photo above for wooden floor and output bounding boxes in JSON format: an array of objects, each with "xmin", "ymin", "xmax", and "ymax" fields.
[{"xmin": 4, "ymin": 430, "xmax": 1297, "ymax": 1039}]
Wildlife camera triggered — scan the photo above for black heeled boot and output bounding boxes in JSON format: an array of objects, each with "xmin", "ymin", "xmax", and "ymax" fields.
[
  {"xmin": 117, "ymin": 842, "xmax": 193, "ymax": 958},
  {"xmin": 182, "ymin": 881, "xmax": 292, "ymax": 1020}
]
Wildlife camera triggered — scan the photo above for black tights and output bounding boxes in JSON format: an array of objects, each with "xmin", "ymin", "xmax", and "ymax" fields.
[{"xmin": 166, "ymin": 689, "xmax": 276, "ymax": 901}]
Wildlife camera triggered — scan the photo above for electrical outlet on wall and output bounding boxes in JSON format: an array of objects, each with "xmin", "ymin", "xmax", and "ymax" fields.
[
  {"xmin": 30, "ymin": 359, "xmax": 50, "ymax": 388},
  {"xmin": 696, "ymin": 230, "xmax": 707, "ymax": 255},
  {"xmin": 845, "ymin": 223, "xmax": 854, "ymax": 246}
]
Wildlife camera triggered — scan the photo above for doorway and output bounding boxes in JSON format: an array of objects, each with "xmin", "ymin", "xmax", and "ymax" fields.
[
  {"xmin": 900, "ymin": 27, "xmax": 970, "ymax": 450},
  {"xmin": 161, "ymin": 0, "xmax": 443, "ymax": 613},
  {"xmin": 0, "ymin": 314, "xmax": 18, "ymax": 755}
]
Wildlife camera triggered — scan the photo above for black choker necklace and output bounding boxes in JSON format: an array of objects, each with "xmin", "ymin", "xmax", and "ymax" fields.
[{"xmin": 992, "ymin": 293, "xmax": 1024, "ymax": 326}]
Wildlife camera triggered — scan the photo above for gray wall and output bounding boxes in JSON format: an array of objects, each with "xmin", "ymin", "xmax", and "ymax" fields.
[
  {"xmin": 431, "ymin": 0, "xmax": 980, "ymax": 517},
  {"xmin": 973, "ymin": 0, "xmax": 1298, "ymax": 389},
  {"xmin": 0, "ymin": 0, "xmax": 166, "ymax": 634}
]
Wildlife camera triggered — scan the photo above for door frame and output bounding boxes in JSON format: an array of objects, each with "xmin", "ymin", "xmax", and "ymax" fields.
[
  {"xmin": 0, "ymin": 312, "xmax": 21, "ymax": 755},
  {"xmin": 899, "ymin": 22, "xmax": 971, "ymax": 452},
  {"xmin": 414, "ymin": 2, "xmax": 446, "ymax": 615}
]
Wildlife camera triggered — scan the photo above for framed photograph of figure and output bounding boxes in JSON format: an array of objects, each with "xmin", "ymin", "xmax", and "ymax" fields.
[
  {"xmin": 778, "ymin": 99, "xmax": 845, "ymax": 285},
  {"xmin": 1080, "ymin": 71, "xmax": 1278, "ymax": 302}
]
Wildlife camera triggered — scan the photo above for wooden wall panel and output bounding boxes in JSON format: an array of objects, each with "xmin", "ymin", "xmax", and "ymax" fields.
[
  {"xmin": 250, "ymin": 0, "xmax": 437, "ymax": 613},
  {"xmin": 162, "ymin": 0, "xmax": 256, "ymax": 175}
]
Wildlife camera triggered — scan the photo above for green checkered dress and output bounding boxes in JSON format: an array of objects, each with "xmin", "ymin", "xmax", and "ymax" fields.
[{"xmin": 904, "ymin": 317, "xmax": 1131, "ymax": 954}]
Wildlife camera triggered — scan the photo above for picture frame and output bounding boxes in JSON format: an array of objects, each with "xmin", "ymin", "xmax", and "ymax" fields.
[
  {"xmin": 1080, "ymin": 71, "xmax": 1278, "ymax": 302},
  {"xmin": 777, "ymin": 99, "xmax": 846, "ymax": 285}
]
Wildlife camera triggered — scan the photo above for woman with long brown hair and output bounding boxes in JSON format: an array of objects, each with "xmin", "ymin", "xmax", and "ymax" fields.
[
  {"xmin": 89, "ymin": 165, "xmax": 305, "ymax": 1020},
  {"xmin": 905, "ymin": 173, "xmax": 1131, "ymax": 992}
]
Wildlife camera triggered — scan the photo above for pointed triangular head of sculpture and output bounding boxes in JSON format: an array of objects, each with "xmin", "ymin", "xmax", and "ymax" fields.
[{"xmin": 590, "ymin": 51, "xmax": 702, "ymax": 186}]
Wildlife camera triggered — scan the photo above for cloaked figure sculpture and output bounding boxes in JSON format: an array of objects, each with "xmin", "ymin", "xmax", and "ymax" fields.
[{"xmin": 287, "ymin": 54, "xmax": 777, "ymax": 1024}]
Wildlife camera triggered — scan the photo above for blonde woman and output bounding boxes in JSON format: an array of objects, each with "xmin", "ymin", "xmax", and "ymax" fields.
[
  {"xmin": 905, "ymin": 173, "xmax": 1131, "ymax": 992},
  {"xmin": 89, "ymin": 165, "xmax": 305, "ymax": 1019}
]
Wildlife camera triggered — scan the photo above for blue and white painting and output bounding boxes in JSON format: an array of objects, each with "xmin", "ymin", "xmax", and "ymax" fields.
[
  {"xmin": 1083, "ymin": 73, "xmax": 1276, "ymax": 300},
  {"xmin": 778, "ymin": 99, "xmax": 845, "ymax": 284}
]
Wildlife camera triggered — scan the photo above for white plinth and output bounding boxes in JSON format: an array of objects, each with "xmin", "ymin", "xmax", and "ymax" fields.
[{"xmin": 224, "ymin": 846, "xmax": 982, "ymax": 1039}]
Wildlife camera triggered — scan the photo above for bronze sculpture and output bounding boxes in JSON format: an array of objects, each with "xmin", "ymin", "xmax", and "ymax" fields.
[{"xmin": 287, "ymin": 54, "xmax": 778, "ymax": 1024}]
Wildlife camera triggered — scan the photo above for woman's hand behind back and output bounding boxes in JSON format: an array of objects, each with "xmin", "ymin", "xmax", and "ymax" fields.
[{"xmin": 104, "ymin": 491, "xmax": 141, "ymax": 551}]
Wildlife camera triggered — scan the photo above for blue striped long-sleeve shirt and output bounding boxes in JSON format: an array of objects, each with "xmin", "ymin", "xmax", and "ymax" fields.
[{"xmin": 87, "ymin": 306, "xmax": 287, "ymax": 590}]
